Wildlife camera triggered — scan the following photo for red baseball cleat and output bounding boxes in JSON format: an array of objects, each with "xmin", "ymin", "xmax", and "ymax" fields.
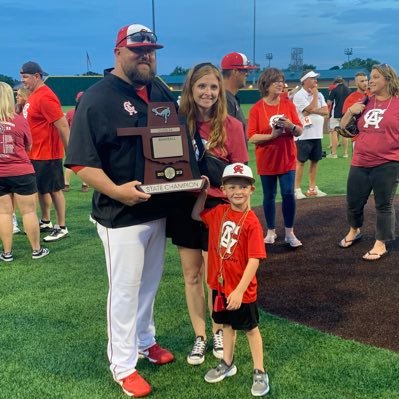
[
  {"xmin": 115, "ymin": 371, "xmax": 152, "ymax": 397},
  {"xmin": 139, "ymin": 343, "xmax": 174, "ymax": 365}
]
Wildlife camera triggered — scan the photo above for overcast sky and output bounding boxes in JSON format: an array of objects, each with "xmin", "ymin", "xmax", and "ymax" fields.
[{"xmin": 2, "ymin": 0, "xmax": 399, "ymax": 79}]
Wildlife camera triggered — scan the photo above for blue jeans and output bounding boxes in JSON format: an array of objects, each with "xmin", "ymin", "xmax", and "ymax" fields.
[
  {"xmin": 347, "ymin": 161, "xmax": 399, "ymax": 241},
  {"xmin": 260, "ymin": 171, "xmax": 296, "ymax": 229}
]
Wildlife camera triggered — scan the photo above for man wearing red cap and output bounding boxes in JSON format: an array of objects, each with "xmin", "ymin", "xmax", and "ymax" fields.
[
  {"xmin": 65, "ymin": 23, "xmax": 178, "ymax": 397},
  {"xmin": 221, "ymin": 52, "xmax": 258, "ymax": 136}
]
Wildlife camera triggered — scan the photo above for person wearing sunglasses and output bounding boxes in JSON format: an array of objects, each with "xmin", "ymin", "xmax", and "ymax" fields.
[
  {"xmin": 221, "ymin": 52, "xmax": 258, "ymax": 138},
  {"xmin": 65, "ymin": 23, "xmax": 179, "ymax": 397},
  {"xmin": 166, "ymin": 63, "xmax": 248, "ymax": 367},
  {"xmin": 338, "ymin": 63, "xmax": 399, "ymax": 261},
  {"xmin": 247, "ymin": 68, "xmax": 303, "ymax": 248}
]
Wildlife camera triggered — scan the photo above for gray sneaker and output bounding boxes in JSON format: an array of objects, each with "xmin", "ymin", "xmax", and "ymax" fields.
[
  {"xmin": 212, "ymin": 329, "xmax": 224, "ymax": 359},
  {"xmin": 204, "ymin": 359, "xmax": 237, "ymax": 383},
  {"xmin": 187, "ymin": 336, "xmax": 207, "ymax": 365},
  {"xmin": 251, "ymin": 369, "xmax": 270, "ymax": 396}
]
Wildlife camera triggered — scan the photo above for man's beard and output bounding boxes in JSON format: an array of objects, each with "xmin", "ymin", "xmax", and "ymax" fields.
[{"xmin": 125, "ymin": 62, "xmax": 156, "ymax": 86}]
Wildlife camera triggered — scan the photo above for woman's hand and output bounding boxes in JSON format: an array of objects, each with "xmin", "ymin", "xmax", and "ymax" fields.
[{"xmin": 348, "ymin": 103, "xmax": 366, "ymax": 116}]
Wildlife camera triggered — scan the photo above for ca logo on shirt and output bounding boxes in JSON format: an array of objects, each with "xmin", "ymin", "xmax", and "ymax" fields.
[
  {"xmin": 363, "ymin": 108, "xmax": 386, "ymax": 129},
  {"xmin": 220, "ymin": 221, "xmax": 240, "ymax": 254},
  {"xmin": 124, "ymin": 101, "xmax": 138, "ymax": 116}
]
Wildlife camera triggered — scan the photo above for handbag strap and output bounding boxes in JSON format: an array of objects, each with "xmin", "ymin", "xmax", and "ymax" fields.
[{"xmin": 194, "ymin": 129, "xmax": 206, "ymax": 160}]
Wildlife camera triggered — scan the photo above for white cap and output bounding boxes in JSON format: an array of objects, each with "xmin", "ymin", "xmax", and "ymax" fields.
[
  {"xmin": 300, "ymin": 71, "xmax": 320, "ymax": 82},
  {"xmin": 222, "ymin": 163, "xmax": 255, "ymax": 184}
]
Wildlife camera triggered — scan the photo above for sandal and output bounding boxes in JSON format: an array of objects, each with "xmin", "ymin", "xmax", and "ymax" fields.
[
  {"xmin": 362, "ymin": 251, "xmax": 388, "ymax": 262},
  {"xmin": 338, "ymin": 232, "xmax": 362, "ymax": 248}
]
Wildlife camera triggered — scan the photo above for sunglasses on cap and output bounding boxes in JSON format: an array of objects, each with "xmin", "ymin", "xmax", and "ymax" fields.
[{"xmin": 116, "ymin": 31, "xmax": 158, "ymax": 47}]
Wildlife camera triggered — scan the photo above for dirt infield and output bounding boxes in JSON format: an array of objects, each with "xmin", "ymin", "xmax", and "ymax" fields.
[{"xmin": 254, "ymin": 195, "xmax": 399, "ymax": 352}]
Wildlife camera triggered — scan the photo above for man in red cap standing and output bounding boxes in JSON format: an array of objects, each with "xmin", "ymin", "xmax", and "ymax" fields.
[
  {"xmin": 221, "ymin": 52, "xmax": 258, "ymax": 137},
  {"xmin": 65, "ymin": 23, "xmax": 178, "ymax": 397}
]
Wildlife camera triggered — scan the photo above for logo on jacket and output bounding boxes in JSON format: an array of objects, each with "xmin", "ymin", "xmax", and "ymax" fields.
[
  {"xmin": 124, "ymin": 101, "xmax": 138, "ymax": 116},
  {"xmin": 363, "ymin": 108, "xmax": 385, "ymax": 129},
  {"xmin": 152, "ymin": 106, "xmax": 171, "ymax": 123}
]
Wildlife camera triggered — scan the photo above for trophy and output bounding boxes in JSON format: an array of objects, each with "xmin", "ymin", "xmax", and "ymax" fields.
[{"xmin": 117, "ymin": 102, "xmax": 204, "ymax": 194}]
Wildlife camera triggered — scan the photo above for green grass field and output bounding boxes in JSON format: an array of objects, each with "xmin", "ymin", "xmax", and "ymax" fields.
[{"xmin": 2, "ymin": 131, "xmax": 399, "ymax": 398}]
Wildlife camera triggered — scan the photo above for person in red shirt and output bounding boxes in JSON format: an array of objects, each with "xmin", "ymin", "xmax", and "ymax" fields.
[
  {"xmin": 192, "ymin": 163, "xmax": 269, "ymax": 396},
  {"xmin": 167, "ymin": 62, "xmax": 248, "ymax": 366},
  {"xmin": 20, "ymin": 61, "xmax": 70, "ymax": 242},
  {"xmin": 0, "ymin": 82, "xmax": 49, "ymax": 262},
  {"xmin": 342, "ymin": 72, "xmax": 370, "ymax": 113},
  {"xmin": 247, "ymin": 68, "xmax": 303, "ymax": 247},
  {"xmin": 339, "ymin": 64, "xmax": 399, "ymax": 261}
]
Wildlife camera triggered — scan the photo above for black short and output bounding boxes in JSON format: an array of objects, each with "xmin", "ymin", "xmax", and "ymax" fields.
[
  {"xmin": 0, "ymin": 174, "xmax": 37, "ymax": 196},
  {"xmin": 31, "ymin": 159, "xmax": 64, "ymax": 194},
  {"xmin": 166, "ymin": 193, "xmax": 225, "ymax": 251},
  {"xmin": 296, "ymin": 139, "xmax": 323, "ymax": 163},
  {"xmin": 211, "ymin": 290, "xmax": 259, "ymax": 331}
]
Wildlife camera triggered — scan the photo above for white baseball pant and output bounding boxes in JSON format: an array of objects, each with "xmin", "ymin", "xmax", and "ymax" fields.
[{"xmin": 97, "ymin": 218, "xmax": 166, "ymax": 380}]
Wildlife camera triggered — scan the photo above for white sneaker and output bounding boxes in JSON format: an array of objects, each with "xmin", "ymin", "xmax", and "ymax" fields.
[
  {"xmin": 43, "ymin": 225, "xmax": 68, "ymax": 242},
  {"xmin": 295, "ymin": 188, "xmax": 306, "ymax": 200},
  {"xmin": 187, "ymin": 336, "xmax": 207, "ymax": 365},
  {"xmin": 212, "ymin": 329, "xmax": 224, "ymax": 359},
  {"xmin": 13, "ymin": 225, "xmax": 21, "ymax": 234},
  {"xmin": 315, "ymin": 186, "xmax": 327, "ymax": 197},
  {"xmin": 285, "ymin": 235, "xmax": 303, "ymax": 248},
  {"xmin": 326, "ymin": 153, "xmax": 338, "ymax": 159},
  {"xmin": 264, "ymin": 233, "xmax": 277, "ymax": 244}
]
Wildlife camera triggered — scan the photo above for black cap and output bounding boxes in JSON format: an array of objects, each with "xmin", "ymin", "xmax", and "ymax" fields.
[{"xmin": 20, "ymin": 61, "xmax": 48, "ymax": 76}]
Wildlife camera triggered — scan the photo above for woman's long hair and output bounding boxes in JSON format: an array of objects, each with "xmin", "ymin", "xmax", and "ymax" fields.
[
  {"xmin": 179, "ymin": 63, "xmax": 228, "ymax": 154},
  {"xmin": 15, "ymin": 87, "xmax": 30, "ymax": 115},
  {"xmin": 372, "ymin": 64, "xmax": 399, "ymax": 97},
  {"xmin": 0, "ymin": 82, "xmax": 16, "ymax": 122}
]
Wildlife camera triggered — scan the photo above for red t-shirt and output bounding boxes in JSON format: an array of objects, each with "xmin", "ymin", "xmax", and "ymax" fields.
[
  {"xmin": 65, "ymin": 109, "xmax": 75, "ymax": 127},
  {"xmin": 24, "ymin": 85, "xmax": 65, "ymax": 160},
  {"xmin": 342, "ymin": 91, "xmax": 369, "ymax": 114},
  {"xmin": 201, "ymin": 204, "xmax": 266, "ymax": 303},
  {"xmin": 352, "ymin": 96, "xmax": 399, "ymax": 167},
  {"xmin": 247, "ymin": 97, "xmax": 302, "ymax": 175},
  {"xmin": 196, "ymin": 115, "xmax": 248, "ymax": 198},
  {"xmin": 0, "ymin": 114, "xmax": 35, "ymax": 177}
]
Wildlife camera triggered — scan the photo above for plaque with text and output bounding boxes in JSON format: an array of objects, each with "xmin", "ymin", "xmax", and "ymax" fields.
[{"xmin": 117, "ymin": 102, "xmax": 204, "ymax": 194}]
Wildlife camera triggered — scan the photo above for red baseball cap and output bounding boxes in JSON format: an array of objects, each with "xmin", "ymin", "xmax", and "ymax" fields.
[
  {"xmin": 75, "ymin": 91, "xmax": 84, "ymax": 102},
  {"xmin": 115, "ymin": 24, "xmax": 163, "ymax": 49},
  {"xmin": 221, "ymin": 52, "xmax": 258, "ymax": 70}
]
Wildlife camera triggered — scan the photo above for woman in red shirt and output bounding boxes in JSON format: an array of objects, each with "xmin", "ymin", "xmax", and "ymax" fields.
[
  {"xmin": 247, "ymin": 68, "xmax": 303, "ymax": 247},
  {"xmin": 339, "ymin": 64, "xmax": 399, "ymax": 261},
  {"xmin": 0, "ymin": 82, "xmax": 49, "ymax": 262},
  {"xmin": 167, "ymin": 63, "xmax": 247, "ymax": 365}
]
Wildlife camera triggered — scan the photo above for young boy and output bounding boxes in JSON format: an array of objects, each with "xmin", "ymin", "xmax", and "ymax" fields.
[{"xmin": 192, "ymin": 163, "xmax": 269, "ymax": 397}]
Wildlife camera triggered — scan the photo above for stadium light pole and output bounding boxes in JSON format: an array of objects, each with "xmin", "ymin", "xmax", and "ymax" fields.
[
  {"xmin": 266, "ymin": 53, "xmax": 273, "ymax": 68},
  {"xmin": 152, "ymin": 0, "xmax": 156, "ymax": 32},
  {"xmin": 344, "ymin": 48, "xmax": 353, "ymax": 62},
  {"xmin": 252, "ymin": 0, "xmax": 256, "ymax": 85}
]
